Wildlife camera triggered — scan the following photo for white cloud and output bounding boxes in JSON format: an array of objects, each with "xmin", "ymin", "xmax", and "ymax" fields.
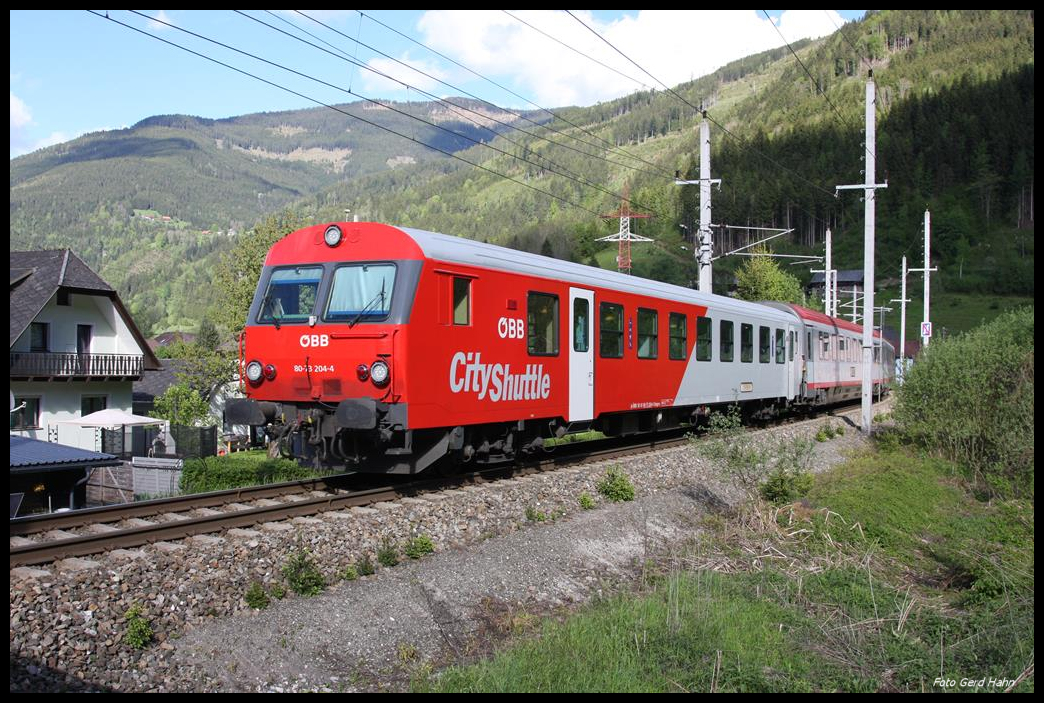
[
  {"xmin": 33, "ymin": 131, "xmax": 70, "ymax": 151},
  {"xmin": 358, "ymin": 54, "xmax": 449, "ymax": 95},
  {"xmin": 416, "ymin": 10, "xmax": 848, "ymax": 107},
  {"xmin": 11, "ymin": 92, "xmax": 33, "ymax": 158},
  {"xmin": 147, "ymin": 10, "xmax": 175, "ymax": 31},
  {"xmin": 11, "ymin": 92, "xmax": 32, "ymax": 128}
]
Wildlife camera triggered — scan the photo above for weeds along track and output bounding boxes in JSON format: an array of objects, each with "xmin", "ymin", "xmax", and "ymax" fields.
[{"xmin": 10, "ymin": 398, "xmax": 887, "ymax": 568}]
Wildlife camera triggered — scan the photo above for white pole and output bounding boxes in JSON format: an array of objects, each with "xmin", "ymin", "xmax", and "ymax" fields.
[
  {"xmin": 698, "ymin": 118, "xmax": 713, "ymax": 293},
  {"xmin": 824, "ymin": 228, "xmax": 832, "ymax": 316},
  {"xmin": 860, "ymin": 79, "xmax": 877, "ymax": 435},
  {"xmin": 899, "ymin": 256, "xmax": 907, "ymax": 382},
  {"xmin": 923, "ymin": 209, "xmax": 931, "ymax": 348}
]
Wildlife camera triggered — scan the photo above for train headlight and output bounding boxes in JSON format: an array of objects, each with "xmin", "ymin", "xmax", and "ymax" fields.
[
  {"xmin": 370, "ymin": 360, "xmax": 390, "ymax": 387},
  {"xmin": 245, "ymin": 360, "xmax": 264, "ymax": 384},
  {"xmin": 356, "ymin": 364, "xmax": 370, "ymax": 382},
  {"xmin": 323, "ymin": 224, "xmax": 343, "ymax": 247},
  {"xmin": 263, "ymin": 363, "xmax": 278, "ymax": 381}
]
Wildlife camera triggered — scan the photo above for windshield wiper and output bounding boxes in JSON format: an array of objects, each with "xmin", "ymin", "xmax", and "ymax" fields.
[
  {"xmin": 261, "ymin": 294, "xmax": 281, "ymax": 330},
  {"xmin": 348, "ymin": 280, "xmax": 387, "ymax": 328}
]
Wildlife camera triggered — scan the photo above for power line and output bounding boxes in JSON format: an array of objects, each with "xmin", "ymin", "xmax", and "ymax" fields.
[
  {"xmin": 239, "ymin": 10, "xmax": 667, "ymax": 204},
  {"xmin": 823, "ymin": 10, "xmax": 874, "ymax": 73},
  {"xmin": 132, "ymin": 9, "xmax": 645, "ymax": 214},
  {"xmin": 87, "ymin": 10, "xmax": 605, "ymax": 218},
  {"xmin": 502, "ymin": 10, "xmax": 655, "ymax": 91},
  {"xmin": 761, "ymin": 10, "xmax": 856, "ymax": 133},
  {"xmin": 355, "ymin": 10, "xmax": 674, "ymax": 179},
  {"xmin": 563, "ymin": 8, "xmax": 839, "ymax": 200}
]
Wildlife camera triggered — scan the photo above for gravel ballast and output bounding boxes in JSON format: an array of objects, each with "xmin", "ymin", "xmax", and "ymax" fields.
[{"xmin": 10, "ymin": 403, "xmax": 886, "ymax": 692}]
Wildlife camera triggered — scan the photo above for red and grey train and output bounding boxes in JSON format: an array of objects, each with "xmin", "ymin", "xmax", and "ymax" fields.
[{"xmin": 227, "ymin": 222, "xmax": 894, "ymax": 473}]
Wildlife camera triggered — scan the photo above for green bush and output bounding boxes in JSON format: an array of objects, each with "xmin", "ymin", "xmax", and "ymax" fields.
[
  {"xmin": 895, "ymin": 307, "xmax": 1034, "ymax": 497},
  {"xmin": 578, "ymin": 492, "xmax": 596, "ymax": 510},
  {"xmin": 377, "ymin": 538, "xmax": 400, "ymax": 567},
  {"xmin": 282, "ymin": 550, "xmax": 325, "ymax": 596},
  {"xmin": 356, "ymin": 554, "xmax": 376, "ymax": 576},
  {"xmin": 597, "ymin": 466, "xmax": 636, "ymax": 502},
  {"xmin": 404, "ymin": 535, "xmax": 436, "ymax": 559},
  {"xmin": 760, "ymin": 467, "xmax": 814, "ymax": 505},
  {"xmin": 245, "ymin": 582, "xmax": 270, "ymax": 609},
  {"xmin": 179, "ymin": 451, "xmax": 320, "ymax": 493},
  {"xmin": 124, "ymin": 603, "xmax": 154, "ymax": 650}
]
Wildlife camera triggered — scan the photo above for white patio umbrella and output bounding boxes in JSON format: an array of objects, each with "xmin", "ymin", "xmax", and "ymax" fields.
[
  {"xmin": 61, "ymin": 409, "xmax": 164, "ymax": 427},
  {"xmin": 61, "ymin": 409, "xmax": 168, "ymax": 456}
]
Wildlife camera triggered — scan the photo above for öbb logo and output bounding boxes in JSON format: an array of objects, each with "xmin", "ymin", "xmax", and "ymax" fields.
[
  {"xmin": 498, "ymin": 317, "xmax": 525, "ymax": 339},
  {"xmin": 299, "ymin": 334, "xmax": 330, "ymax": 348}
]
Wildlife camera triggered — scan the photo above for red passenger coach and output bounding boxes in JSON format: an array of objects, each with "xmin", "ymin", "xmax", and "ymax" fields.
[{"xmin": 228, "ymin": 222, "xmax": 891, "ymax": 473}]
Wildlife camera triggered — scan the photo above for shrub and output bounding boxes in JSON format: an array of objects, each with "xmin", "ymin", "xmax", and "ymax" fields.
[
  {"xmin": 180, "ymin": 452, "xmax": 320, "ymax": 494},
  {"xmin": 245, "ymin": 582, "xmax": 270, "ymax": 609},
  {"xmin": 760, "ymin": 467, "xmax": 814, "ymax": 504},
  {"xmin": 404, "ymin": 535, "xmax": 436, "ymax": 559},
  {"xmin": 356, "ymin": 554, "xmax": 376, "ymax": 576},
  {"xmin": 525, "ymin": 506, "xmax": 548, "ymax": 522},
  {"xmin": 578, "ymin": 492, "xmax": 595, "ymax": 510},
  {"xmin": 124, "ymin": 603, "xmax": 154, "ymax": 650},
  {"xmin": 895, "ymin": 307, "xmax": 1034, "ymax": 497},
  {"xmin": 378, "ymin": 538, "xmax": 400, "ymax": 568},
  {"xmin": 597, "ymin": 466, "xmax": 635, "ymax": 502},
  {"xmin": 282, "ymin": 550, "xmax": 325, "ymax": 596}
]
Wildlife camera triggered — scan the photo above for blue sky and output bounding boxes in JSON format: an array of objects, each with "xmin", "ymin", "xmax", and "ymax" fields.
[{"xmin": 11, "ymin": 10, "xmax": 865, "ymax": 159}]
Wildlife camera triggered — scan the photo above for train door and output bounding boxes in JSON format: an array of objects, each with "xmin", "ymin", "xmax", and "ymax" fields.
[{"xmin": 568, "ymin": 287, "xmax": 595, "ymax": 422}]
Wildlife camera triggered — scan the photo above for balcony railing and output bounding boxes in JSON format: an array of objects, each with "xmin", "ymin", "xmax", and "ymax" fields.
[{"xmin": 10, "ymin": 352, "xmax": 144, "ymax": 379}]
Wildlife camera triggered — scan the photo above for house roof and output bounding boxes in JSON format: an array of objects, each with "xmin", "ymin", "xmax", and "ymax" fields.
[
  {"xmin": 9, "ymin": 249, "xmax": 161, "ymax": 370},
  {"xmin": 134, "ymin": 359, "xmax": 190, "ymax": 405},
  {"xmin": 9, "ymin": 435, "xmax": 121, "ymax": 474}
]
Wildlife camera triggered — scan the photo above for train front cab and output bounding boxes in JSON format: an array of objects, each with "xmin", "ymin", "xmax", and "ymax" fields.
[{"xmin": 229, "ymin": 225, "xmax": 434, "ymax": 472}]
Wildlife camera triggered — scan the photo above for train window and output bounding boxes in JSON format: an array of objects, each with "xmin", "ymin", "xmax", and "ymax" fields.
[
  {"xmin": 670, "ymin": 313, "xmax": 688, "ymax": 360},
  {"xmin": 759, "ymin": 326, "xmax": 771, "ymax": 363},
  {"xmin": 453, "ymin": 277, "xmax": 470, "ymax": 325},
  {"xmin": 720, "ymin": 320, "xmax": 734, "ymax": 362},
  {"xmin": 527, "ymin": 292, "xmax": 559, "ymax": 356},
  {"xmin": 637, "ymin": 308, "xmax": 658, "ymax": 359},
  {"xmin": 821, "ymin": 333, "xmax": 830, "ymax": 358},
  {"xmin": 789, "ymin": 331, "xmax": 795, "ymax": 361},
  {"xmin": 573, "ymin": 298, "xmax": 590, "ymax": 353},
  {"xmin": 775, "ymin": 329, "xmax": 785, "ymax": 364},
  {"xmin": 325, "ymin": 264, "xmax": 396, "ymax": 323},
  {"xmin": 741, "ymin": 323, "xmax": 753, "ymax": 363},
  {"xmin": 599, "ymin": 303, "xmax": 624, "ymax": 358},
  {"xmin": 262, "ymin": 266, "xmax": 323, "ymax": 324},
  {"xmin": 695, "ymin": 316, "xmax": 712, "ymax": 362}
]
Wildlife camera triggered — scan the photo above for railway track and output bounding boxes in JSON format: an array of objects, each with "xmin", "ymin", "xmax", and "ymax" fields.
[{"xmin": 9, "ymin": 399, "xmax": 885, "ymax": 568}]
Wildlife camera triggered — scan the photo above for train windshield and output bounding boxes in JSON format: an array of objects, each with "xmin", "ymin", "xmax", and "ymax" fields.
[
  {"xmin": 324, "ymin": 263, "xmax": 397, "ymax": 323},
  {"xmin": 259, "ymin": 266, "xmax": 323, "ymax": 324}
]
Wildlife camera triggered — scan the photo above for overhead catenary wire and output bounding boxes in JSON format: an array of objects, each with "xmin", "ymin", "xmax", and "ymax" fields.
[
  {"xmin": 562, "ymin": 9, "xmax": 839, "ymax": 201},
  {"xmin": 87, "ymin": 10, "xmax": 605, "ymax": 218},
  {"xmin": 761, "ymin": 9, "xmax": 857, "ymax": 134},
  {"xmin": 359, "ymin": 10, "xmax": 674, "ymax": 179},
  {"xmin": 126, "ymin": 10, "xmax": 656, "ymax": 215},
  {"xmin": 235, "ymin": 10, "xmax": 663, "ymax": 208},
  {"xmin": 264, "ymin": 11, "xmax": 673, "ymax": 183}
]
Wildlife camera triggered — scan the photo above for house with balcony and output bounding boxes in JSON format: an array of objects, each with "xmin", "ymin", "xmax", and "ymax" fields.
[{"xmin": 10, "ymin": 249, "xmax": 161, "ymax": 452}]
